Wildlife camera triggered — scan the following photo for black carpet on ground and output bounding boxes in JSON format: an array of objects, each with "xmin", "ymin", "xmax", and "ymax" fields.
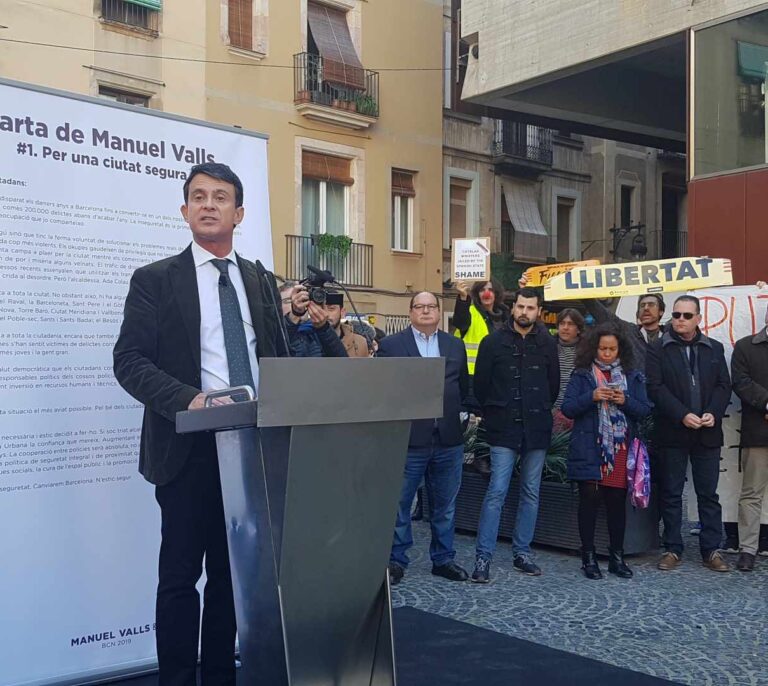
[{"xmin": 101, "ymin": 607, "xmax": 678, "ymax": 686}]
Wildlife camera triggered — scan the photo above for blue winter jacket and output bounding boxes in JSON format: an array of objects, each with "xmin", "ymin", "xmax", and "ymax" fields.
[{"xmin": 561, "ymin": 367, "xmax": 652, "ymax": 482}]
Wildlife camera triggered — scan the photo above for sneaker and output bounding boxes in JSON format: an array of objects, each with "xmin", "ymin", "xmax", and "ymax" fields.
[
  {"xmin": 431, "ymin": 561, "xmax": 469, "ymax": 582},
  {"xmin": 689, "ymin": 522, "xmax": 701, "ymax": 536},
  {"xmin": 722, "ymin": 536, "xmax": 739, "ymax": 554},
  {"xmin": 758, "ymin": 540, "xmax": 768, "ymax": 557},
  {"xmin": 702, "ymin": 550, "xmax": 731, "ymax": 572},
  {"xmin": 657, "ymin": 551, "xmax": 682, "ymax": 571},
  {"xmin": 471, "ymin": 555, "xmax": 491, "ymax": 584},
  {"xmin": 513, "ymin": 555, "xmax": 542, "ymax": 576},
  {"xmin": 388, "ymin": 563, "xmax": 404, "ymax": 586}
]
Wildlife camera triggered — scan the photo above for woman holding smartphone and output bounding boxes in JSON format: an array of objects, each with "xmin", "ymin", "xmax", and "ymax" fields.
[{"xmin": 562, "ymin": 323, "xmax": 652, "ymax": 579}]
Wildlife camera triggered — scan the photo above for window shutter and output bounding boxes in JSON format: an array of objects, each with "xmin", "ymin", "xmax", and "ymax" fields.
[
  {"xmin": 302, "ymin": 151, "xmax": 354, "ymax": 186},
  {"xmin": 307, "ymin": 2, "xmax": 365, "ymax": 89},
  {"xmin": 123, "ymin": 0, "xmax": 162, "ymax": 9},
  {"xmin": 228, "ymin": 0, "xmax": 253, "ymax": 50},
  {"xmin": 392, "ymin": 170, "xmax": 416, "ymax": 198}
]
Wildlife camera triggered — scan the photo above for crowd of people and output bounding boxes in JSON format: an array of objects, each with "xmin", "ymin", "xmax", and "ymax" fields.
[
  {"xmin": 114, "ymin": 163, "xmax": 765, "ymax": 684},
  {"xmin": 385, "ymin": 274, "xmax": 768, "ymax": 588}
]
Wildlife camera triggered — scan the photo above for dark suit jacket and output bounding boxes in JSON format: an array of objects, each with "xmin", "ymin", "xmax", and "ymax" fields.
[
  {"xmin": 376, "ymin": 327, "xmax": 468, "ymax": 448},
  {"xmin": 113, "ymin": 244, "xmax": 289, "ymax": 485},
  {"xmin": 646, "ymin": 331, "xmax": 731, "ymax": 448}
]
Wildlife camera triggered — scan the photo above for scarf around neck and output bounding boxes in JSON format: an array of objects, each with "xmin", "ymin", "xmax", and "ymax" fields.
[{"xmin": 591, "ymin": 359, "xmax": 628, "ymax": 474}]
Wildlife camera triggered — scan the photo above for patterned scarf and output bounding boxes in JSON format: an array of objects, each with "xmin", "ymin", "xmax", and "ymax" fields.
[{"xmin": 591, "ymin": 360, "xmax": 628, "ymax": 474}]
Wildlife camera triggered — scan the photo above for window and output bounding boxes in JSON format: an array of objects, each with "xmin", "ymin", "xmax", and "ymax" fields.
[
  {"xmin": 620, "ymin": 185, "xmax": 634, "ymax": 229},
  {"xmin": 301, "ymin": 150, "xmax": 352, "ymax": 236},
  {"xmin": 556, "ymin": 198, "xmax": 574, "ymax": 261},
  {"xmin": 391, "ymin": 170, "xmax": 415, "ymax": 251},
  {"xmin": 101, "ymin": 0, "xmax": 160, "ymax": 32},
  {"xmin": 694, "ymin": 9, "xmax": 768, "ymax": 175},
  {"xmin": 98, "ymin": 86, "xmax": 150, "ymax": 107},
  {"xmin": 228, "ymin": 0, "xmax": 253, "ymax": 51},
  {"xmin": 449, "ymin": 178, "xmax": 472, "ymax": 245},
  {"xmin": 307, "ymin": 1, "xmax": 364, "ymax": 89}
]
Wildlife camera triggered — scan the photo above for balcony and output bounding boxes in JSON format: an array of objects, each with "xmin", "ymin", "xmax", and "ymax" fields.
[
  {"xmin": 492, "ymin": 121, "xmax": 554, "ymax": 177},
  {"xmin": 294, "ymin": 53, "xmax": 380, "ymax": 130},
  {"xmin": 285, "ymin": 234, "xmax": 373, "ymax": 288},
  {"xmin": 101, "ymin": 0, "xmax": 159, "ymax": 36}
]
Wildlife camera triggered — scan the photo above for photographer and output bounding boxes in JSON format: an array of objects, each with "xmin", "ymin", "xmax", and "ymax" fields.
[
  {"xmin": 323, "ymin": 291, "xmax": 370, "ymax": 358},
  {"xmin": 285, "ymin": 284, "xmax": 348, "ymax": 358}
]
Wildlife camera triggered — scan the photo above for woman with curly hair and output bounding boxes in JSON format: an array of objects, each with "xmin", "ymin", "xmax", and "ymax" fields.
[{"xmin": 562, "ymin": 323, "xmax": 652, "ymax": 580}]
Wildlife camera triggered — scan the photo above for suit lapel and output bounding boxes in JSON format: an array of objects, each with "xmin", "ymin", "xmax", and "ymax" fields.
[
  {"xmin": 169, "ymin": 245, "xmax": 201, "ymax": 373},
  {"xmin": 402, "ymin": 327, "xmax": 422, "ymax": 358}
]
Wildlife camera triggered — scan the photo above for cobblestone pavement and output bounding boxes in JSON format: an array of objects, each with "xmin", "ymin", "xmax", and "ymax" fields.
[{"xmin": 392, "ymin": 522, "xmax": 768, "ymax": 686}]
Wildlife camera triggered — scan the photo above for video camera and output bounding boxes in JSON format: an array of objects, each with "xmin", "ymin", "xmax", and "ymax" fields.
[{"xmin": 300, "ymin": 265, "xmax": 342, "ymax": 306}]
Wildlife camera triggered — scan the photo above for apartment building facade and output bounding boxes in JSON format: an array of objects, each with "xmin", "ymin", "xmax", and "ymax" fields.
[
  {"xmin": 0, "ymin": 0, "xmax": 444, "ymax": 326},
  {"xmin": 458, "ymin": 0, "xmax": 768, "ymax": 283}
]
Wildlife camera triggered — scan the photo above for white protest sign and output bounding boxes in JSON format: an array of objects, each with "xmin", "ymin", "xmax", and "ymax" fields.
[{"xmin": 452, "ymin": 237, "xmax": 490, "ymax": 282}]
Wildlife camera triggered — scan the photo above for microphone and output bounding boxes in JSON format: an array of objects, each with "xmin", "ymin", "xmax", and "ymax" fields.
[{"xmin": 255, "ymin": 260, "xmax": 292, "ymax": 357}]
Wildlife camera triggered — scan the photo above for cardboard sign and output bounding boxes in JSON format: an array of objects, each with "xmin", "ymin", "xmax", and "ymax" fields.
[
  {"xmin": 544, "ymin": 256, "xmax": 733, "ymax": 301},
  {"xmin": 452, "ymin": 238, "xmax": 491, "ymax": 282},
  {"xmin": 523, "ymin": 259, "xmax": 600, "ymax": 287}
]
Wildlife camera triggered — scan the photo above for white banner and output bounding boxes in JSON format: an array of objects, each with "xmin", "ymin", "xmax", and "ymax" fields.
[
  {"xmin": 0, "ymin": 79, "xmax": 272, "ymax": 686},
  {"xmin": 617, "ymin": 286, "xmax": 768, "ymax": 524}
]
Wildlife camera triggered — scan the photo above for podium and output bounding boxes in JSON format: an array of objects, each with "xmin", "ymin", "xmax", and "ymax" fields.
[{"xmin": 176, "ymin": 357, "xmax": 445, "ymax": 686}]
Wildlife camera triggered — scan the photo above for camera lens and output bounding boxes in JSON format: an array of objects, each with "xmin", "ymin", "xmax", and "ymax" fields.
[{"xmin": 310, "ymin": 288, "xmax": 326, "ymax": 304}]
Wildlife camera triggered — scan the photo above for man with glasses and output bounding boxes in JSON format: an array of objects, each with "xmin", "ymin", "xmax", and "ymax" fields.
[
  {"xmin": 646, "ymin": 295, "xmax": 732, "ymax": 572},
  {"xmin": 378, "ymin": 291, "xmax": 471, "ymax": 585}
]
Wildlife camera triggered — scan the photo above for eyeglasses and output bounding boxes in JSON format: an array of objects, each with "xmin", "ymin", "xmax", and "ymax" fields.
[
  {"xmin": 411, "ymin": 304, "xmax": 439, "ymax": 312},
  {"xmin": 671, "ymin": 311, "xmax": 696, "ymax": 320}
]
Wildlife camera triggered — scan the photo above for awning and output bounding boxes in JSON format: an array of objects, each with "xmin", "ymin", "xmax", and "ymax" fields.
[
  {"xmin": 500, "ymin": 179, "xmax": 549, "ymax": 264},
  {"xmin": 307, "ymin": 2, "xmax": 365, "ymax": 89},
  {"xmin": 737, "ymin": 41, "xmax": 768, "ymax": 80},
  {"xmin": 123, "ymin": 0, "xmax": 162, "ymax": 9}
]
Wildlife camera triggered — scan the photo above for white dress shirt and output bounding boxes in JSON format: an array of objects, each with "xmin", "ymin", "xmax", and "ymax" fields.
[
  {"xmin": 411, "ymin": 325, "xmax": 441, "ymax": 358},
  {"xmin": 191, "ymin": 241, "xmax": 259, "ymax": 395}
]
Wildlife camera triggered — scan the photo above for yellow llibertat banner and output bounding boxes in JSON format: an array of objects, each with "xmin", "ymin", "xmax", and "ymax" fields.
[
  {"xmin": 544, "ymin": 257, "xmax": 733, "ymax": 301},
  {"xmin": 523, "ymin": 259, "xmax": 601, "ymax": 287}
]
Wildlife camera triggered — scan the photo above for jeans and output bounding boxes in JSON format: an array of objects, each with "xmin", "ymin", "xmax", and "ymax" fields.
[
  {"xmin": 660, "ymin": 446, "xmax": 723, "ymax": 559},
  {"xmin": 390, "ymin": 440, "xmax": 464, "ymax": 568},
  {"xmin": 475, "ymin": 446, "xmax": 547, "ymax": 559}
]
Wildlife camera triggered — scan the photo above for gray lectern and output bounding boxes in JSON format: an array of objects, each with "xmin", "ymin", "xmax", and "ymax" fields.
[{"xmin": 176, "ymin": 357, "xmax": 445, "ymax": 686}]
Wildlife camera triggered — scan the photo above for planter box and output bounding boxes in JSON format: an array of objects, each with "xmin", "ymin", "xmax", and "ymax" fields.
[{"xmin": 428, "ymin": 469, "xmax": 660, "ymax": 555}]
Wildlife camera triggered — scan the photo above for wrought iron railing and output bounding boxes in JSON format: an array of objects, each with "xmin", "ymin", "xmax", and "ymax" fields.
[
  {"xmin": 102, "ymin": 0, "xmax": 159, "ymax": 32},
  {"xmin": 493, "ymin": 121, "xmax": 554, "ymax": 166},
  {"xmin": 661, "ymin": 229, "xmax": 688, "ymax": 259},
  {"xmin": 294, "ymin": 53, "xmax": 380, "ymax": 118},
  {"xmin": 285, "ymin": 234, "xmax": 373, "ymax": 288}
]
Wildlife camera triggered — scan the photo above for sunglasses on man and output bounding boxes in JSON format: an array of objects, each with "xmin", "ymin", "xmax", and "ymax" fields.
[{"xmin": 671, "ymin": 311, "xmax": 696, "ymax": 320}]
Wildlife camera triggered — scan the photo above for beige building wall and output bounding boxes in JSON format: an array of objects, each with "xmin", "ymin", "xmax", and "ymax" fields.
[
  {"xmin": 0, "ymin": 0, "xmax": 443, "ymax": 322},
  {"xmin": 460, "ymin": 0, "xmax": 768, "ymax": 98}
]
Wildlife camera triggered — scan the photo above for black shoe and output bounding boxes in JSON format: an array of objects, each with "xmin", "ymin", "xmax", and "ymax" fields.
[
  {"xmin": 431, "ymin": 561, "xmax": 469, "ymax": 582},
  {"xmin": 737, "ymin": 552, "xmax": 756, "ymax": 572},
  {"xmin": 581, "ymin": 550, "xmax": 603, "ymax": 580},
  {"xmin": 607, "ymin": 548, "xmax": 633, "ymax": 578},
  {"xmin": 471, "ymin": 555, "xmax": 491, "ymax": 584},
  {"xmin": 513, "ymin": 555, "xmax": 542, "ymax": 576},
  {"xmin": 722, "ymin": 536, "xmax": 739, "ymax": 554},
  {"xmin": 388, "ymin": 563, "xmax": 404, "ymax": 586}
]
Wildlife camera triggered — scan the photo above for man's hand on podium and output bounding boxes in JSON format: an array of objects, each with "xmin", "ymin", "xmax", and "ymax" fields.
[{"xmin": 188, "ymin": 392, "xmax": 234, "ymax": 410}]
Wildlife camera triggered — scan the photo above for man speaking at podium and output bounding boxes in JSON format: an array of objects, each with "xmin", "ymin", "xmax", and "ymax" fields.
[{"xmin": 113, "ymin": 163, "xmax": 288, "ymax": 686}]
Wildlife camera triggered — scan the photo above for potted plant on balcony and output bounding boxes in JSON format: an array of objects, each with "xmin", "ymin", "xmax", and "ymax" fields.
[
  {"xmin": 355, "ymin": 94, "xmax": 378, "ymax": 117},
  {"xmin": 314, "ymin": 233, "xmax": 353, "ymax": 260}
]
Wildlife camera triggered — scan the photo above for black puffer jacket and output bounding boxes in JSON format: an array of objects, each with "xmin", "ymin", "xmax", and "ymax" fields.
[{"xmin": 473, "ymin": 321, "xmax": 559, "ymax": 451}]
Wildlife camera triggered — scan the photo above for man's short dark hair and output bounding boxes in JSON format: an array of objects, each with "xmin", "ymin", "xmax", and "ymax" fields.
[
  {"xmin": 409, "ymin": 292, "xmax": 440, "ymax": 310},
  {"xmin": 637, "ymin": 293, "xmax": 666, "ymax": 313},
  {"xmin": 513, "ymin": 287, "xmax": 542, "ymax": 307},
  {"xmin": 674, "ymin": 294, "xmax": 700, "ymax": 314},
  {"xmin": 183, "ymin": 163, "xmax": 244, "ymax": 208},
  {"xmin": 557, "ymin": 308, "xmax": 585, "ymax": 332}
]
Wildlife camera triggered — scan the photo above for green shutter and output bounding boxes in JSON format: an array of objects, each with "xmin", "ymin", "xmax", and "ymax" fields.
[{"xmin": 124, "ymin": 0, "xmax": 162, "ymax": 10}]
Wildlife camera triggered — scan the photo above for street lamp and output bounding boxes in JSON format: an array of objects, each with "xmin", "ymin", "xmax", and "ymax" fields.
[{"xmin": 610, "ymin": 223, "xmax": 647, "ymax": 260}]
